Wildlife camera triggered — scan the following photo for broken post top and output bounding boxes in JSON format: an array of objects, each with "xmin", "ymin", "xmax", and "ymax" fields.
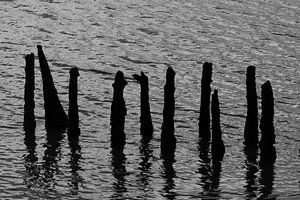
[
  {"xmin": 133, "ymin": 71, "xmax": 148, "ymax": 85},
  {"xmin": 37, "ymin": 45, "xmax": 49, "ymax": 69},
  {"xmin": 113, "ymin": 71, "xmax": 127, "ymax": 89},
  {"xmin": 261, "ymin": 81, "xmax": 274, "ymax": 102},
  {"xmin": 166, "ymin": 67, "xmax": 175, "ymax": 81},
  {"xmin": 70, "ymin": 67, "xmax": 80, "ymax": 77},
  {"xmin": 25, "ymin": 53, "xmax": 35, "ymax": 67},
  {"xmin": 247, "ymin": 66, "xmax": 256, "ymax": 77},
  {"xmin": 201, "ymin": 62, "xmax": 212, "ymax": 85},
  {"xmin": 260, "ymin": 80, "xmax": 274, "ymax": 126}
]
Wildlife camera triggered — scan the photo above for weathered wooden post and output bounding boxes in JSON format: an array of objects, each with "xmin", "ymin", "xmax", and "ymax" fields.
[
  {"xmin": 259, "ymin": 81, "xmax": 276, "ymax": 163},
  {"xmin": 110, "ymin": 71, "xmax": 127, "ymax": 148},
  {"xmin": 161, "ymin": 67, "xmax": 176, "ymax": 152},
  {"xmin": 133, "ymin": 71, "xmax": 153, "ymax": 140},
  {"xmin": 199, "ymin": 62, "xmax": 213, "ymax": 141},
  {"xmin": 211, "ymin": 89, "xmax": 225, "ymax": 161},
  {"xmin": 24, "ymin": 53, "xmax": 36, "ymax": 132},
  {"xmin": 68, "ymin": 67, "xmax": 80, "ymax": 142},
  {"xmin": 244, "ymin": 66, "xmax": 258, "ymax": 147},
  {"xmin": 37, "ymin": 45, "xmax": 68, "ymax": 130}
]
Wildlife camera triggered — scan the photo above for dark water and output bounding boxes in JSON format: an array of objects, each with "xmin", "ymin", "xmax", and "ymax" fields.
[{"xmin": 0, "ymin": 0, "xmax": 299, "ymax": 199}]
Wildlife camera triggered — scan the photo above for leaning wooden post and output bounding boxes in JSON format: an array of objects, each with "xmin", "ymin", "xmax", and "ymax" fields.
[
  {"xmin": 37, "ymin": 45, "xmax": 68, "ymax": 130},
  {"xmin": 110, "ymin": 71, "xmax": 127, "ymax": 149},
  {"xmin": 244, "ymin": 66, "xmax": 258, "ymax": 147},
  {"xmin": 161, "ymin": 67, "xmax": 176, "ymax": 152},
  {"xmin": 68, "ymin": 67, "xmax": 80, "ymax": 142},
  {"xmin": 133, "ymin": 71, "xmax": 153, "ymax": 140},
  {"xmin": 259, "ymin": 81, "xmax": 276, "ymax": 163},
  {"xmin": 24, "ymin": 53, "xmax": 36, "ymax": 132},
  {"xmin": 211, "ymin": 89, "xmax": 225, "ymax": 161},
  {"xmin": 199, "ymin": 62, "xmax": 213, "ymax": 141}
]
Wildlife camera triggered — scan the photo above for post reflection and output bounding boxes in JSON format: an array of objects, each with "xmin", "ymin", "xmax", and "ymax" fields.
[
  {"xmin": 244, "ymin": 146, "xmax": 259, "ymax": 199},
  {"xmin": 161, "ymin": 146, "xmax": 176, "ymax": 200},
  {"xmin": 210, "ymin": 159, "xmax": 222, "ymax": 198},
  {"xmin": 111, "ymin": 146, "xmax": 127, "ymax": 199},
  {"xmin": 197, "ymin": 140, "xmax": 211, "ymax": 194},
  {"xmin": 137, "ymin": 138, "xmax": 153, "ymax": 194},
  {"xmin": 24, "ymin": 129, "xmax": 40, "ymax": 188},
  {"xmin": 197, "ymin": 139, "xmax": 223, "ymax": 198},
  {"xmin": 258, "ymin": 146, "xmax": 276, "ymax": 199},
  {"xmin": 42, "ymin": 128, "xmax": 64, "ymax": 190},
  {"xmin": 69, "ymin": 139, "xmax": 83, "ymax": 195}
]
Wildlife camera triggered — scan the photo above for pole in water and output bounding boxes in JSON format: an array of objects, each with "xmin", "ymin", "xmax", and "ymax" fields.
[
  {"xmin": 259, "ymin": 81, "xmax": 276, "ymax": 163},
  {"xmin": 244, "ymin": 66, "xmax": 258, "ymax": 147},
  {"xmin": 110, "ymin": 71, "xmax": 127, "ymax": 149},
  {"xmin": 161, "ymin": 67, "xmax": 176, "ymax": 152},
  {"xmin": 133, "ymin": 71, "xmax": 153, "ymax": 140},
  {"xmin": 24, "ymin": 53, "xmax": 36, "ymax": 132},
  {"xmin": 37, "ymin": 45, "xmax": 68, "ymax": 130},
  {"xmin": 199, "ymin": 62, "xmax": 213, "ymax": 141},
  {"xmin": 211, "ymin": 89, "xmax": 225, "ymax": 161},
  {"xmin": 68, "ymin": 67, "xmax": 80, "ymax": 142}
]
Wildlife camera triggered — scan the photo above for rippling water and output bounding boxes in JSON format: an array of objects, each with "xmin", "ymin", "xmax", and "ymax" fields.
[{"xmin": 0, "ymin": 0, "xmax": 299, "ymax": 199}]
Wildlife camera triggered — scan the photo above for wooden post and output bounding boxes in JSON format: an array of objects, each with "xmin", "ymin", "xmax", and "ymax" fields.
[
  {"xmin": 110, "ymin": 71, "xmax": 127, "ymax": 148},
  {"xmin": 68, "ymin": 67, "xmax": 80, "ymax": 142},
  {"xmin": 133, "ymin": 71, "xmax": 153, "ymax": 140},
  {"xmin": 24, "ymin": 53, "xmax": 36, "ymax": 132},
  {"xmin": 244, "ymin": 66, "xmax": 258, "ymax": 147},
  {"xmin": 161, "ymin": 67, "xmax": 176, "ymax": 152},
  {"xmin": 37, "ymin": 45, "xmax": 68, "ymax": 130},
  {"xmin": 211, "ymin": 89, "xmax": 225, "ymax": 161},
  {"xmin": 259, "ymin": 81, "xmax": 276, "ymax": 163},
  {"xmin": 199, "ymin": 62, "xmax": 212, "ymax": 141}
]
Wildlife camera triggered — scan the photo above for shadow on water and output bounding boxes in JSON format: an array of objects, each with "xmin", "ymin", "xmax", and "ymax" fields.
[
  {"xmin": 244, "ymin": 146, "xmax": 275, "ymax": 200},
  {"xmin": 197, "ymin": 140, "xmax": 211, "ymax": 195},
  {"xmin": 137, "ymin": 138, "xmax": 153, "ymax": 197},
  {"xmin": 197, "ymin": 139, "xmax": 223, "ymax": 199},
  {"xmin": 42, "ymin": 128, "xmax": 65, "ymax": 191},
  {"xmin": 23, "ymin": 129, "xmax": 40, "ymax": 189},
  {"xmin": 258, "ymin": 147, "xmax": 276, "ymax": 200},
  {"xmin": 244, "ymin": 146, "xmax": 259, "ymax": 199},
  {"xmin": 111, "ymin": 146, "xmax": 127, "ymax": 199},
  {"xmin": 161, "ymin": 145, "xmax": 176, "ymax": 200},
  {"xmin": 68, "ymin": 137, "xmax": 83, "ymax": 195}
]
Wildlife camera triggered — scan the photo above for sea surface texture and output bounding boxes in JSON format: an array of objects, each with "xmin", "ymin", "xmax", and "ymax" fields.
[{"xmin": 0, "ymin": 0, "xmax": 299, "ymax": 199}]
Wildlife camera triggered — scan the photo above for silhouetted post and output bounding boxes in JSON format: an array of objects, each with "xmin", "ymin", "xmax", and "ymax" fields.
[
  {"xmin": 199, "ymin": 62, "xmax": 213, "ymax": 141},
  {"xmin": 24, "ymin": 53, "xmax": 36, "ymax": 132},
  {"xmin": 110, "ymin": 71, "xmax": 127, "ymax": 148},
  {"xmin": 133, "ymin": 71, "xmax": 153, "ymax": 140},
  {"xmin": 259, "ymin": 81, "xmax": 276, "ymax": 163},
  {"xmin": 37, "ymin": 45, "xmax": 68, "ymax": 130},
  {"xmin": 244, "ymin": 66, "xmax": 258, "ymax": 147},
  {"xmin": 161, "ymin": 67, "xmax": 176, "ymax": 152},
  {"xmin": 211, "ymin": 90, "xmax": 225, "ymax": 161},
  {"xmin": 68, "ymin": 67, "xmax": 80, "ymax": 142}
]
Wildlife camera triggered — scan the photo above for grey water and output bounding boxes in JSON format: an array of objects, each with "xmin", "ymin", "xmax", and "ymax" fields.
[{"xmin": 0, "ymin": 0, "xmax": 299, "ymax": 199}]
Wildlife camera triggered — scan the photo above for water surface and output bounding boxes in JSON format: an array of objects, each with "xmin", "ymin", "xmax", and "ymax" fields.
[{"xmin": 0, "ymin": 0, "xmax": 299, "ymax": 199}]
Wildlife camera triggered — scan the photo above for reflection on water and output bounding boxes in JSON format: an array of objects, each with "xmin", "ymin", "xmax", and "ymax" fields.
[
  {"xmin": 42, "ymin": 129, "xmax": 65, "ymax": 190},
  {"xmin": 197, "ymin": 140, "xmax": 222, "ymax": 198},
  {"xmin": 23, "ymin": 129, "xmax": 39, "ymax": 189},
  {"xmin": 111, "ymin": 146, "xmax": 127, "ymax": 199},
  {"xmin": 259, "ymin": 147, "xmax": 276, "ymax": 199},
  {"xmin": 1, "ymin": 0, "xmax": 300, "ymax": 199},
  {"xmin": 68, "ymin": 138, "xmax": 83, "ymax": 195},
  {"xmin": 137, "ymin": 138, "xmax": 153, "ymax": 196},
  {"xmin": 244, "ymin": 146, "xmax": 259, "ymax": 199},
  {"xmin": 161, "ymin": 145, "xmax": 176, "ymax": 200}
]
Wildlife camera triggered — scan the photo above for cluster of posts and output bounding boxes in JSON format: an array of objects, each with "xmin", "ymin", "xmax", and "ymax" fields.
[{"xmin": 23, "ymin": 46, "xmax": 276, "ymax": 169}]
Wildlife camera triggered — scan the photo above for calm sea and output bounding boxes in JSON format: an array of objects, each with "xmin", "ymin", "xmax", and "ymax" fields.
[{"xmin": 0, "ymin": 0, "xmax": 299, "ymax": 199}]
